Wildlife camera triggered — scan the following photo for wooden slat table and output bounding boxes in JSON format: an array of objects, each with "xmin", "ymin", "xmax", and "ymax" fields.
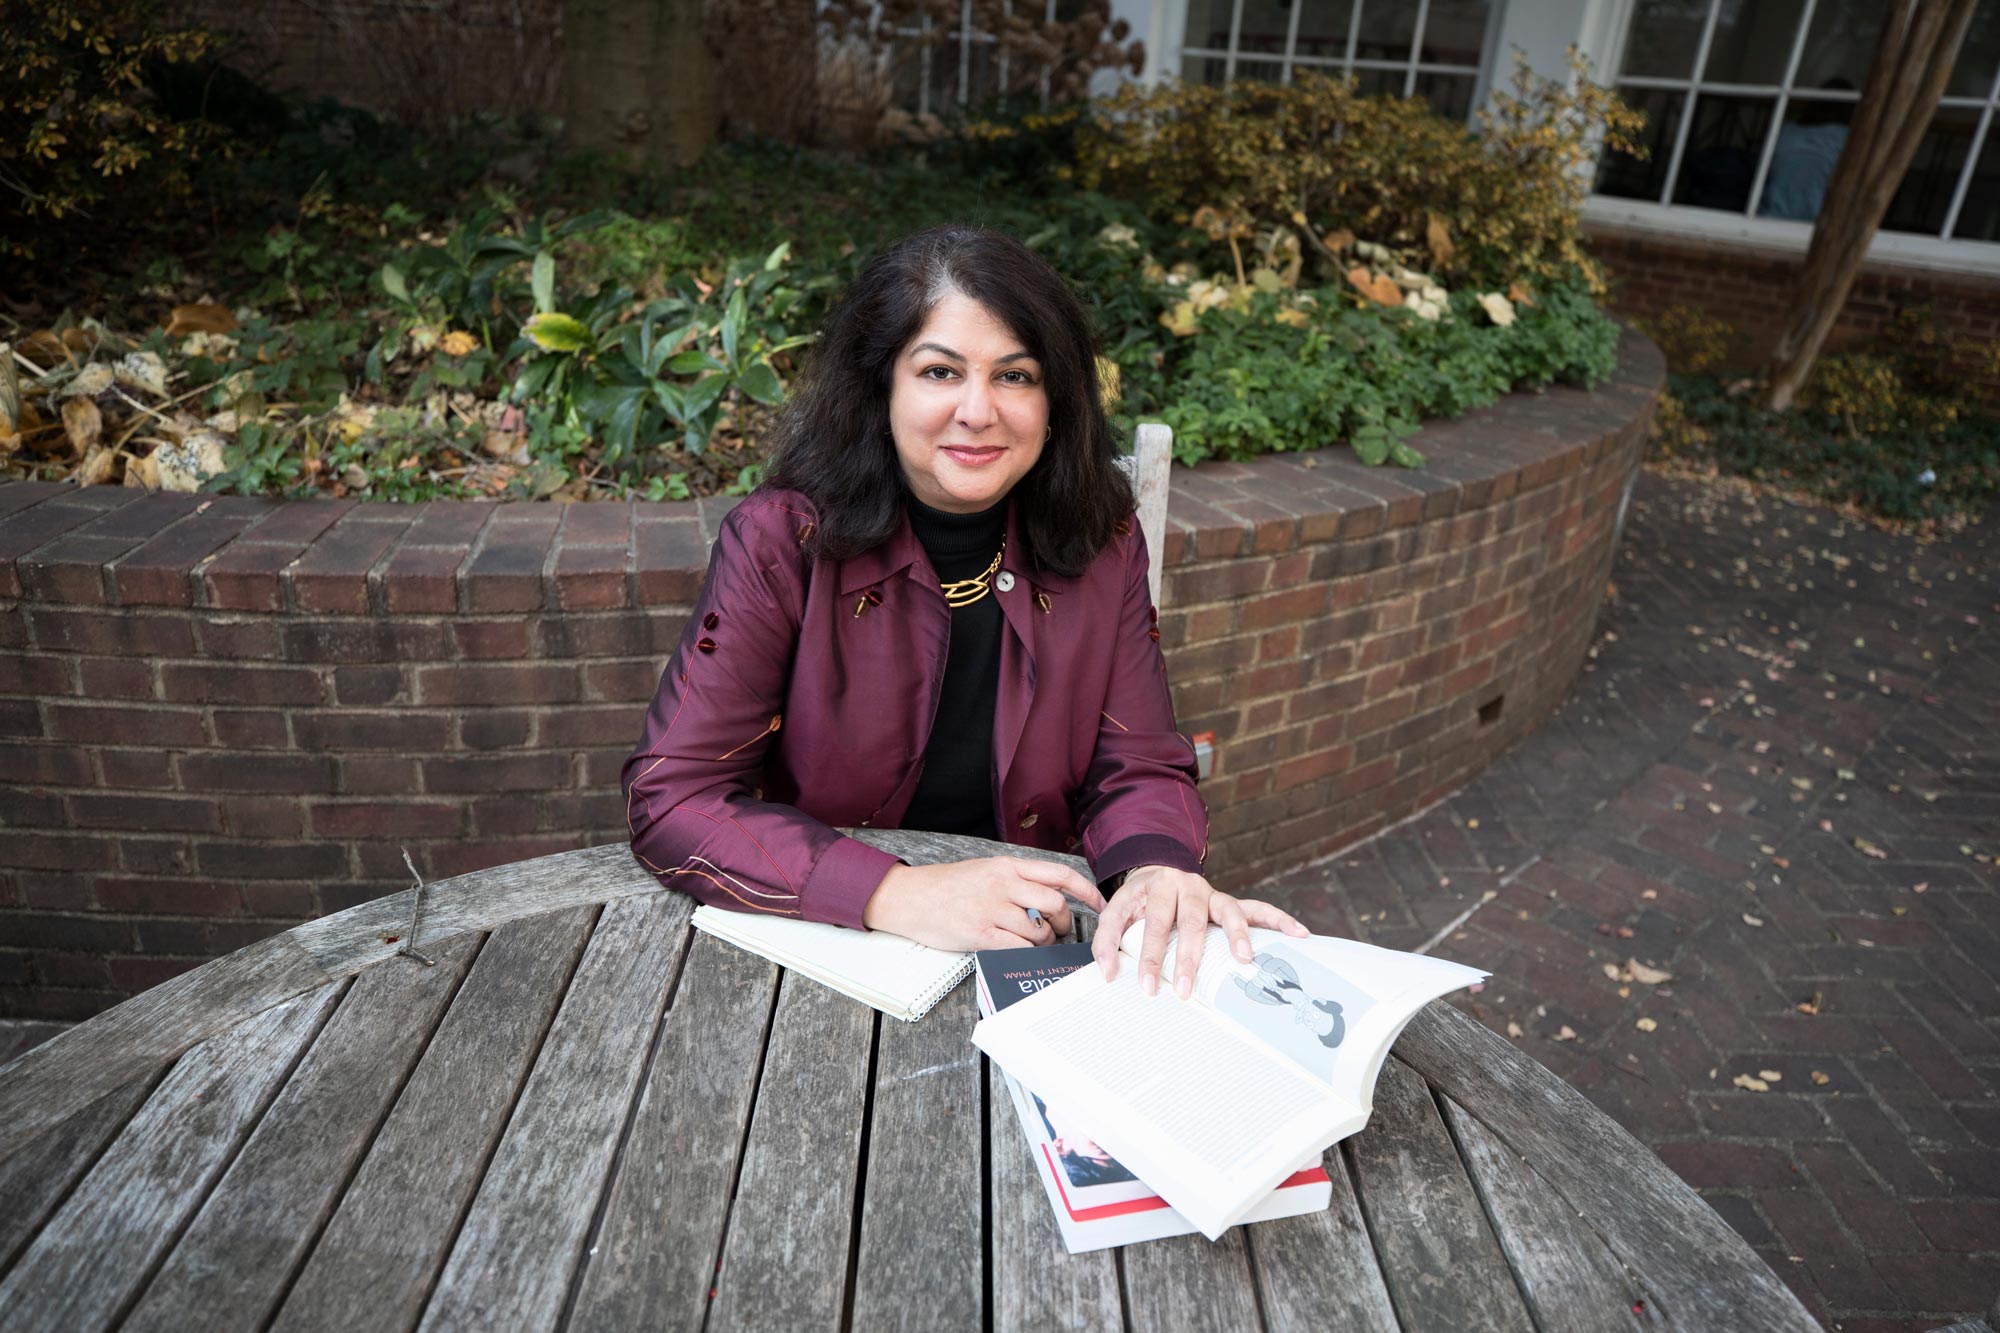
[{"xmin": 0, "ymin": 836, "xmax": 1822, "ymax": 1332}]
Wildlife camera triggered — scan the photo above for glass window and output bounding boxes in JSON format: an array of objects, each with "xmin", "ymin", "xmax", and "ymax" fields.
[
  {"xmin": 1602, "ymin": 0, "xmax": 2000, "ymax": 241},
  {"xmin": 1701, "ymin": 0, "xmax": 1805, "ymax": 87},
  {"xmin": 1179, "ymin": 0, "xmax": 1488, "ymax": 123},
  {"xmin": 1672, "ymin": 95, "xmax": 1776, "ymax": 211},
  {"xmin": 1596, "ymin": 89, "xmax": 1685, "ymax": 201},
  {"xmin": 1621, "ymin": 0, "xmax": 1711, "ymax": 80},
  {"xmin": 1294, "ymin": 0, "xmax": 1354, "ymax": 62},
  {"xmin": 1886, "ymin": 106, "xmax": 1984, "ymax": 234}
]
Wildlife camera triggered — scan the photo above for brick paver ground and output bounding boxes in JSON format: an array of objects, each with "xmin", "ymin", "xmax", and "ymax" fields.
[{"xmin": 1264, "ymin": 468, "xmax": 1999, "ymax": 1332}]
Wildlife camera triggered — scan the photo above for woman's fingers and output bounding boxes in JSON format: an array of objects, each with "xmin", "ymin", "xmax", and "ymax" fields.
[
  {"xmin": 1212, "ymin": 892, "xmax": 1255, "ymax": 964},
  {"xmin": 1238, "ymin": 898, "xmax": 1310, "ymax": 936},
  {"xmin": 1093, "ymin": 891, "xmax": 1141, "ymax": 978},
  {"xmin": 1010, "ymin": 859, "xmax": 1107, "ymax": 914},
  {"xmin": 1173, "ymin": 886, "xmax": 1208, "ymax": 998},
  {"xmin": 1138, "ymin": 887, "xmax": 1177, "ymax": 997},
  {"xmin": 1011, "ymin": 882, "xmax": 1070, "ymax": 939}
]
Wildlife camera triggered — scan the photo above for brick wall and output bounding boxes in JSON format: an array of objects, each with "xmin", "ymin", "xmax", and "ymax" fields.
[
  {"xmin": 1587, "ymin": 222, "xmax": 2000, "ymax": 374},
  {"xmin": 0, "ymin": 330, "xmax": 1662, "ymax": 1020}
]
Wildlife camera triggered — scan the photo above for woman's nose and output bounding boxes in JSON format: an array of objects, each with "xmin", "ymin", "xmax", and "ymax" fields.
[{"xmin": 955, "ymin": 377, "xmax": 996, "ymax": 428}]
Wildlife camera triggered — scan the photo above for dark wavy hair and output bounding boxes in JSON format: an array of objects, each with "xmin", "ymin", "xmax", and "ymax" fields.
[{"xmin": 763, "ymin": 224, "xmax": 1131, "ymax": 577}]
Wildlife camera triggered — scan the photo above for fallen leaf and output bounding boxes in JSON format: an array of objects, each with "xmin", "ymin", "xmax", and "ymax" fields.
[
  {"xmin": 1743, "ymin": 913, "xmax": 1765, "ymax": 927},
  {"xmin": 1642, "ymin": 889, "xmax": 1658, "ymax": 900},
  {"xmin": 1506, "ymin": 1021, "xmax": 1524, "ymax": 1039},
  {"xmin": 124, "ymin": 452, "xmax": 160, "ymax": 490},
  {"xmin": 1810, "ymin": 1070, "xmax": 1831, "ymax": 1085},
  {"xmin": 440, "ymin": 330, "xmax": 479, "ymax": 357},
  {"xmin": 1853, "ymin": 837, "xmax": 1888, "ymax": 859},
  {"xmin": 162, "ymin": 303, "xmax": 239, "ymax": 337},
  {"xmin": 1913, "ymin": 882, "xmax": 1929, "ymax": 894},
  {"xmin": 113, "ymin": 350, "xmax": 169, "ymax": 398},
  {"xmin": 1635, "ymin": 1017, "xmax": 1658, "ymax": 1032},
  {"xmin": 1759, "ymin": 1069, "xmax": 1783, "ymax": 1081},
  {"xmin": 1627, "ymin": 958, "xmax": 1673, "ymax": 985},
  {"xmin": 1425, "ymin": 213, "xmax": 1455, "ymax": 269},
  {"xmin": 1555, "ymin": 1025, "xmax": 1578, "ymax": 1041},
  {"xmin": 72, "ymin": 445, "xmax": 116, "ymax": 488},
  {"xmin": 1602, "ymin": 963, "xmax": 1623, "ymax": 981},
  {"xmin": 61, "ymin": 396, "xmax": 101, "ymax": 453},
  {"xmin": 1732, "ymin": 1073, "xmax": 1769, "ymax": 1092}
]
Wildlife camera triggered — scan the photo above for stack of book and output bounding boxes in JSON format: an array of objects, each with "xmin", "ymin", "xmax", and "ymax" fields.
[{"xmin": 972, "ymin": 928, "xmax": 1485, "ymax": 1251}]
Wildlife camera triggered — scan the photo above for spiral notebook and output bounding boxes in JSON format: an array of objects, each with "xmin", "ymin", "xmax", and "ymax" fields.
[{"xmin": 689, "ymin": 906, "xmax": 974, "ymax": 1021}]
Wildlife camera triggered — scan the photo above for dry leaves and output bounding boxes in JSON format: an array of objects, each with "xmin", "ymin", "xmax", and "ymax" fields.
[
  {"xmin": 1635, "ymin": 1017, "xmax": 1658, "ymax": 1032},
  {"xmin": 1425, "ymin": 214, "xmax": 1455, "ymax": 269},
  {"xmin": 1743, "ymin": 913, "xmax": 1766, "ymax": 927},
  {"xmin": 1345, "ymin": 266, "xmax": 1404, "ymax": 307},
  {"xmin": 61, "ymin": 397, "xmax": 102, "ymax": 453},
  {"xmin": 162, "ymin": 303, "xmax": 239, "ymax": 338},
  {"xmin": 1810, "ymin": 1070, "xmax": 1831, "ymax": 1085}
]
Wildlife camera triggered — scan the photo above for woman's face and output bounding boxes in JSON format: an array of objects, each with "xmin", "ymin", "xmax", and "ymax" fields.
[{"xmin": 888, "ymin": 289, "xmax": 1048, "ymax": 513}]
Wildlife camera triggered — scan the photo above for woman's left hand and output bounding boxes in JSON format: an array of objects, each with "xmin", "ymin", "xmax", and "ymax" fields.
[{"xmin": 1093, "ymin": 865, "xmax": 1308, "ymax": 998}]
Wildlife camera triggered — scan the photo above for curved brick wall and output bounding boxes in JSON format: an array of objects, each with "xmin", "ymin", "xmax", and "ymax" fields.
[{"xmin": 0, "ymin": 330, "xmax": 1663, "ymax": 1020}]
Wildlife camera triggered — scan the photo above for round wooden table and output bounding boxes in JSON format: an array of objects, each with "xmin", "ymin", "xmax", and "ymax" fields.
[{"xmin": 0, "ymin": 835, "xmax": 1819, "ymax": 1332}]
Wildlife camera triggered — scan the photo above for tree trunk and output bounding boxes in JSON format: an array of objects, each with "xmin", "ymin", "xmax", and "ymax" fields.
[
  {"xmin": 564, "ymin": 0, "xmax": 720, "ymax": 172},
  {"xmin": 1760, "ymin": 0, "xmax": 1978, "ymax": 411},
  {"xmin": 709, "ymin": 0, "xmax": 821, "ymax": 144}
]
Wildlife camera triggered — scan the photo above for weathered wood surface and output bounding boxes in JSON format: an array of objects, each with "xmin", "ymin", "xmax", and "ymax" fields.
[
  {"xmin": 1122, "ymin": 1228, "xmax": 1263, "ymax": 1333},
  {"xmin": 122, "ymin": 934, "xmax": 481, "ymax": 1333},
  {"xmin": 567, "ymin": 931, "xmax": 780, "ymax": 1332},
  {"xmin": 1248, "ymin": 1151, "xmax": 1400, "ymax": 1332},
  {"xmin": 0, "ymin": 1075, "xmax": 156, "ymax": 1271},
  {"xmin": 271, "ymin": 908, "xmax": 595, "ymax": 1333},
  {"xmin": 419, "ymin": 893, "xmax": 692, "ymax": 1332},
  {"xmin": 1396, "ymin": 1002, "xmax": 1821, "ymax": 1332},
  {"xmin": 1445, "ymin": 1096, "xmax": 1652, "ymax": 1333},
  {"xmin": 986, "ymin": 1060, "xmax": 1123, "ymax": 1332},
  {"xmin": 707, "ymin": 970, "xmax": 874, "ymax": 1331},
  {"xmin": 1346, "ymin": 1057, "xmax": 1536, "ymax": 1333},
  {"xmin": 850, "ymin": 982, "xmax": 985, "ymax": 1333},
  {"xmin": 851, "ymin": 826, "xmax": 1096, "ymax": 880},
  {"xmin": 0, "ymin": 932, "xmax": 328, "ymax": 1157},
  {"xmin": 0, "ymin": 987, "xmax": 341, "ymax": 1333}
]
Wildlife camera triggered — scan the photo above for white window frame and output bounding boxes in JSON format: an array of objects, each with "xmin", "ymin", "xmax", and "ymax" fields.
[
  {"xmin": 1173, "ymin": 0, "xmax": 1500, "ymax": 118},
  {"xmin": 1590, "ymin": 0, "xmax": 2000, "ymax": 274}
]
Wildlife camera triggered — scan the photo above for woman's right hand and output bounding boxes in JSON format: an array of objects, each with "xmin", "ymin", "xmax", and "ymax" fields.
[{"xmin": 863, "ymin": 858, "xmax": 1107, "ymax": 951}]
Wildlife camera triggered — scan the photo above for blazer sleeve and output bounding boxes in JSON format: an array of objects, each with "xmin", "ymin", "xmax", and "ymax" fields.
[
  {"xmin": 1073, "ymin": 525, "xmax": 1210, "ymax": 885},
  {"xmin": 623, "ymin": 501, "xmax": 901, "ymax": 928}
]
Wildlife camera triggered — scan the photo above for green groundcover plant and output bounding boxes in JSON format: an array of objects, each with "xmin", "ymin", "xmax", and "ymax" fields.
[{"xmin": 3, "ymin": 57, "xmax": 1637, "ymax": 504}]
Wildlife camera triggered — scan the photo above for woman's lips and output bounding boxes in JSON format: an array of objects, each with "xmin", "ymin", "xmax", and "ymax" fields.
[{"xmin": 941, "ymin": 445, "xmax": 1006, "ymax": 466}]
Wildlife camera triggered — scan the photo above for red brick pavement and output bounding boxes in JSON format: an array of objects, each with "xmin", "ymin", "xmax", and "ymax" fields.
[{"xmin": 1263, "ymin": 470, "xmax": 1999, "ymax": 1332}]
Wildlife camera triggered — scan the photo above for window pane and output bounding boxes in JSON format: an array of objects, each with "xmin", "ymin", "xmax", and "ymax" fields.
[
  {"xmin": 1354, "ymin": 65, "xmax": 1408, "ymax": 97},
  {"xmin": 1183, "ymin": 53, "xmax": 1232, "ymax": 85},
  {"xmin": 1353, "ymin": 0, "xmax": 1416, "ymax": 63},
  {"xmin": 1948, "ymin": 3, "xmax": 2000, "ymax": 98},
  {"xmin": 1671, "ymin": 93, "xmax": 1775, "ymax": 211},
  {"xmin": 1420, "ymin": 0, "xmax": 1491, "ymax": 67},
  {"xmin": 1238, "ymin": 0, "xmax": 1293, "ymax": 57},
  {"xmin": 1620, "ymin": 0, "xmax": 1712, "ymax": 81},
  {"xmin": 1756, "ymin": 99, "xmax": 1853, "ymax": 220},
  {"xmin": 1183, "ymin": 0, "xmax": 1237, "ymax": 53},
  {"xmin": 1884, "ymin": 106, "xmax": 1982, "ymax": 234},
  {"xmin": 1292, "ymin": 0, "xmax": 1353, "ymax": 61},
  {"xmin": 1596, "ymin": 88, "xmax": 1684, "ymax": 200},
  {"xmin": 1232, "ymin": 58, "xmax": 1286, "ymax": 84},
  {"xmin": 1795, "ymin": 0, "xmax": 1881, "ymax": 91},
  {"xmin": 1702, "ymin": 0, "xmax": 1804, "ymax": 86},
  {"xmin": 1952, "ymin": 124, "xmax": 2000, "ymax": 240},
  {"xmin": 1414, "ymin": 71, "xmax": 1477, "ymax": 122}
]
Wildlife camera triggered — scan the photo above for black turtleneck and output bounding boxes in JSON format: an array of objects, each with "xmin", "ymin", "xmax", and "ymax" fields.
[{"xmin": 902, "ymin": 496, "xmax": 1006, "ymax": 841}]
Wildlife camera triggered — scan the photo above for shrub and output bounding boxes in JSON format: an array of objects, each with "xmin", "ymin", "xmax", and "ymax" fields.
[
  {"xmin": 0, "ymin": 1, "xmax": 218, "ymax": 254},
  {"xmin": 1070, "ymin": 50, "xmax": 1645, "ymax": 294}
]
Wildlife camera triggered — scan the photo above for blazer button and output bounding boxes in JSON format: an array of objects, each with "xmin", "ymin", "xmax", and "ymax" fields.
[
  {"xmin": 995, "ymin": 571, "xmax": 1015, "ymax": 593},
  {"xmin": 1018, "ymin": 810, "xmax": 1038, "ymax": 829}
]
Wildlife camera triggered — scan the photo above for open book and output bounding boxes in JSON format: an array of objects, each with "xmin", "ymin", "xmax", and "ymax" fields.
[
  {"xmin": 976, "ymin": 943, "xmax": 1331, "ymax": 1251},
  {"xmin": 689, "ymin": 905, "xmax": 971, "ymax": 1021},
  {"xmin": 972, "ymin": 924, "xmax": 1485, "ymax": 1240}
]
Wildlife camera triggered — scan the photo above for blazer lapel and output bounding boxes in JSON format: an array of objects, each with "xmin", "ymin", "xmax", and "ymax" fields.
[{"xmin": 992, "ymin": 496, "xmax": 1041, "ymax": 791}]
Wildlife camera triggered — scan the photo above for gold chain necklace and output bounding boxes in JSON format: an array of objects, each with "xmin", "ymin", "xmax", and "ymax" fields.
[{"xmin": 939, "ymin": 544, "xmax": 1006, "ymax": 609}]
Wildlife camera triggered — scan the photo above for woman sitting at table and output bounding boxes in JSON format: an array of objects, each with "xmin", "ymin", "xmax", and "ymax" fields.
[{"xmin": 623, "ymin": 225, "xmax": 1306, "ymax": 998}]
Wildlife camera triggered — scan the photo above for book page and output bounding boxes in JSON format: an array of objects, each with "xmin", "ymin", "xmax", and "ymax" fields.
[{"xmin": 1117, "ymin": 924, "xmax": 1486, "ymax": 1090}]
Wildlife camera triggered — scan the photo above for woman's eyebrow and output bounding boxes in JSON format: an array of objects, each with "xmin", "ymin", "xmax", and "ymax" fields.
[{"xmin": 909, "ymin": 341, "xmax": 1037, "ymax": 365}]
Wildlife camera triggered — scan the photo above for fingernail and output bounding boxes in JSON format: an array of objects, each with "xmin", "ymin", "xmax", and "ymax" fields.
[
  {"xmin": 1176, "ymin": 973, "xmax": 1192, "ymax": 1000},
  {"xmin": 1234, "ymin": 940, "xmax": 1252, "ymax": 961},
  {"xmin": 1141, "ymin": 973, "xmax": 1157, "ymax": 998}
]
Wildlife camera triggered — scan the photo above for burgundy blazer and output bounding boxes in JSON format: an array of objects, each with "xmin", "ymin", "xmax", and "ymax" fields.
[{"xmin": 623, "ymin": 485, "xmax": 1209, "ymax": 929}]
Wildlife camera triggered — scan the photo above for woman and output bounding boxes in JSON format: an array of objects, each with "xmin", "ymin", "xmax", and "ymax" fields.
[{"xmin": 624, "ymin": 225, "xmax": 1305, "ymax": 999}]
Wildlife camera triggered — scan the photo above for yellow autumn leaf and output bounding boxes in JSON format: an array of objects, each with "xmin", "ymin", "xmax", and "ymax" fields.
[{"xmin": 440, "ymin": 330, "xmax": 479, "ymax": 357}]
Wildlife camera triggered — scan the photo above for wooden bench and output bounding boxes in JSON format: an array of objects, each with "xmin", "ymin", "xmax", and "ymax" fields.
[{"xmin": 0, "ymin": 835, "xmax": 1820, "ymax": 1331}]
